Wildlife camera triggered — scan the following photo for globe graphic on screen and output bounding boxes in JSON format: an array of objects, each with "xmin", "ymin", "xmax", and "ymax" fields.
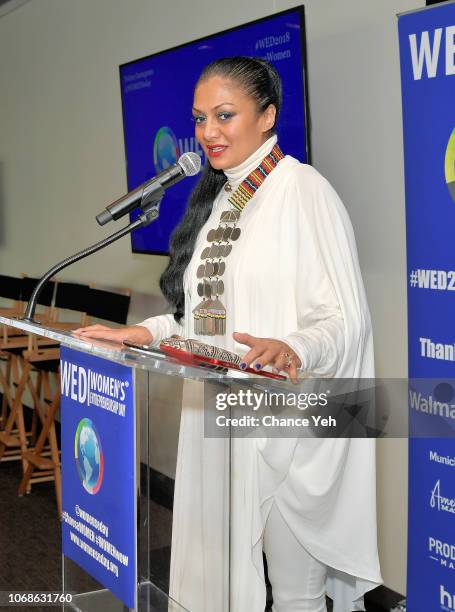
[
  {"xmin": 445, "ymin": 127, "xmax": 455, "ymax": 204},
  {"xmin": 153, "ymin": 126, "xmax": 180, "ymax": 172},
  {"xmin": 75, "ymin": 418, "xmax": 104, "ymax": 495}
]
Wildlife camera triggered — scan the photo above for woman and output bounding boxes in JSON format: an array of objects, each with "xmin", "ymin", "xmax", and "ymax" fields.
[{"xmin": 75, "ymin": 57, "xmax": 382, "ymax": 611}]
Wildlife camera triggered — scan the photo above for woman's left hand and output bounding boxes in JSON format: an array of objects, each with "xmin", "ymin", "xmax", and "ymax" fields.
[{"xmin": 233, "ymin": 332, "xmax": 302, "ymax": 384}]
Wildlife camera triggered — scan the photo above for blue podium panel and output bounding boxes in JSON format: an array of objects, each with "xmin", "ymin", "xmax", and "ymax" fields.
[
  {"xmin": 398, "ymin": 3, "xmax": 455, "ymax": 610},
  {"xmin": 60, "ymin": 347, "xmax": 136, "ymax": 610}
]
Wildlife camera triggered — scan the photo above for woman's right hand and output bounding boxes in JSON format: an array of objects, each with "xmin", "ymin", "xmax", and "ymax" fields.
[{"xmin": 72, "ymin": 324, "xmax": 153, "ymax": 346}]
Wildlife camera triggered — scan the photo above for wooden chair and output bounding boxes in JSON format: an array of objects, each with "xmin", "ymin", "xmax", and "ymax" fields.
[
  {"xmin": 0, "ymin": 274, "xmax": 23, "ymax": 318},
  {"xmin": 0, "ymin": 278, "xmax": 56, "ymax": 463},
  {"xmin": 17, "ymin": 346, "xmax": 62, "ymax": 513},
  {"xmin": 50, "ymin": 281, "xmax": 91, "ymax": 327},
  {"xmin": 16, "ymin": 275, "xmax": 56, "ymax": 323},
  {"xmin": 85, "ymin": 285, "xmax": 132, "ymax": 326},
  {"xmin": 0, "ymin": 275, "xmax": 24, "ymax": 429}
]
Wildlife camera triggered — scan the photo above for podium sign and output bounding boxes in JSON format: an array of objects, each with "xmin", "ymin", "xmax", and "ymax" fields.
[{"xmin": 60, "ymin": 346, "xmax": 136, "ymax": 609}]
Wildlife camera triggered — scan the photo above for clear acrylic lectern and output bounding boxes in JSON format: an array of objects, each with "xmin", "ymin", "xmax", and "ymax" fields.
[{"xmin": 0, "ymin": 315, "xmax": 236, "ymax": 612}]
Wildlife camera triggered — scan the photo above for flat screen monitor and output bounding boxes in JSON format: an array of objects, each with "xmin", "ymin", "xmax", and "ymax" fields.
[{"xmin": 119, "ymin": 6, "xmax": 310, "ymax": 255}]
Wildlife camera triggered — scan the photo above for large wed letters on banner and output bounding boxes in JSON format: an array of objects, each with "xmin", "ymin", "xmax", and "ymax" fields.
[
  {"xmin": 60, "ymin": 347, "xmax": 136, "ymax": 609},
  {"xmin": 398, "ymin": 3, "xmax": 455, "ymax": 611}
]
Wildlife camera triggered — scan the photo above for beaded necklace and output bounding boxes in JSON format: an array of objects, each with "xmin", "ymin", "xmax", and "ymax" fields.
[{"xmin": 192, "ymin": 144, "xmax": 284, "ymax": 336}]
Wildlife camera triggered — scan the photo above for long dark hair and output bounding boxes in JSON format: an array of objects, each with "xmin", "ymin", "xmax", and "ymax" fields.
[{"xmin": 159, "ymin": 56, "xmax": 282, "ymax": 322}]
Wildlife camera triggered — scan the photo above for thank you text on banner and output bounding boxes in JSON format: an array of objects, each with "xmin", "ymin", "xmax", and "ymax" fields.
[
  {"xmin": 398, "ymin": 3, "xmax": 455, "ymax": 610},
  {"xmin": 60, "ymin": 347, "xmax": 136, "ymax": 609}
]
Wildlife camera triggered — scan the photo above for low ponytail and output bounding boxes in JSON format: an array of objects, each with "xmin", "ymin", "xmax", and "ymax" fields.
[{"xmin": 159, "ymin": 165, "xmax": 226, "ymax": 321}]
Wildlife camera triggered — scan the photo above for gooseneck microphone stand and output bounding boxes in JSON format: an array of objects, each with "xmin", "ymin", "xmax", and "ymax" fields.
[{"xmin": 22, "ymin": 190, "xmax": 164, "ymax": 323}]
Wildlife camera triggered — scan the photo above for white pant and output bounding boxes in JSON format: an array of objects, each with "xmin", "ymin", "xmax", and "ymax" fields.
[{"xmin": 263, "ymin": 502, "xmax": 328, "ymax": 612}]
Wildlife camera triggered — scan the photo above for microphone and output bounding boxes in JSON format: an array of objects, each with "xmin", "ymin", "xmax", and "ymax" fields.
[{"xmin": 96, "ymin": 152, "xmax": 201, "ymax": 226}]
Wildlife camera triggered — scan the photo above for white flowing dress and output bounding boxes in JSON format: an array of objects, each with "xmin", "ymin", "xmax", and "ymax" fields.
[{"xmin": 139, "ymin": 135, "xmax": 383, "ymax": 612}]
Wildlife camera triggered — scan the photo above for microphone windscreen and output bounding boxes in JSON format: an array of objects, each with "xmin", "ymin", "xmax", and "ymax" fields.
[{"xmin": 178, "ymin": 152, "xmax": 201, "ymax": 176}]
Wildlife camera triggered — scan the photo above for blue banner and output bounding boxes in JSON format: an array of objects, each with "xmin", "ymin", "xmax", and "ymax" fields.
[
  {"xmin": 398, "ymin": 3, "xmax": 455, "ymax": 610},
  {"xmin": 60, "ymin": 347, "xmax": 136, "ymax": 609}
]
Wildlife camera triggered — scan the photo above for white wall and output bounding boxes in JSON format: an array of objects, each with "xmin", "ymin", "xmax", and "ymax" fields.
[{"xmin": 0, "ymin": 0, "xmax": 424, "ymax": 596}]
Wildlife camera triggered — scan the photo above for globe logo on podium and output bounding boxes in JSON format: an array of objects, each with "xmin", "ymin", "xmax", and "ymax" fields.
[
  {"xmin": 74, "ymin": 418, "xmax": 104, "ymax": 495},
  {"xmin": 445, "ymin": 127, "xmax": 455, "ymax": 204},
  {"xmin": 153, "ymin": 126, "xmax": 180, "ymax": 172}
]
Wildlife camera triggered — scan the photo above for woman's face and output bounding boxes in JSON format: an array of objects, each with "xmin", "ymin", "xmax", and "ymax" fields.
[{"xmin": 192, "ymin": 76, "xmax": 276, "ymax": 170}]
